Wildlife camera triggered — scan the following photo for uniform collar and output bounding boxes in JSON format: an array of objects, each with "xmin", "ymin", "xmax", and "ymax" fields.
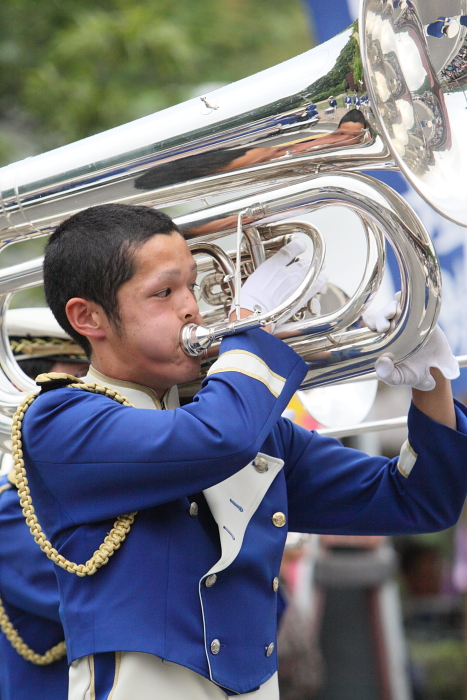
[{"xmin": 83, "ymin": 366, "xmax": 180, "ymax": 411}]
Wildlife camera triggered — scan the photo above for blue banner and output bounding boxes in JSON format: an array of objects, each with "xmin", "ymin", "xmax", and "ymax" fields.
[
  {"xmin": 303, "ymin": 0, "xmax": 357, "ymax": 43},
  {"xmin": 302, "ymin": 0, "xmax": 467, "ymax": 396}
]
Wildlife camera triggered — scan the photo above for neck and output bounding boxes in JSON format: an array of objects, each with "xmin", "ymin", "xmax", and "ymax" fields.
[{"xmin": 89, "ymin": 352, "xmax": 167, "ymax": 398}]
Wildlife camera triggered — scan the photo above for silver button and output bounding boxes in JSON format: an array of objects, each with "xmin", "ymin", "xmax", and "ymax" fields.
[
  {"xmin": 272, "ymin": 512, "xmax": 286, "ymax": 528},
  {"xmin": 265, "ymin": 642, "xmax": 275, "ymax": 657},
  {"xmin": 189, "ymin": 502, "xmax": 199, "ymax": 517},
  {"xmin": 272, "ymin": 577, "xmax": 279, "ymax": 592},
  {"xmin": 253, "ymin": 456, "xmax": 268, "ymax": 473},
  {"xmin": 210, "ymin": 639, "xmax": 221, "ymax": 655},
  {"xmin": 205, "ymin": 574, "xmax": 217, "ymax": 588}
]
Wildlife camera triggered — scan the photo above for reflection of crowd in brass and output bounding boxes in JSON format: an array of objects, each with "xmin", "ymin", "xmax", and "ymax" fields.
[
  {"xmin": 414, "ymin": 91, "xmax": 447, "ymax": 149},
  {"xmin": 440, "ymin": 38, "xmax": 467, "ymax": 88},
  {"xmin": 370, "ymin": 2, "xmax": 456, "ymax": 167}
]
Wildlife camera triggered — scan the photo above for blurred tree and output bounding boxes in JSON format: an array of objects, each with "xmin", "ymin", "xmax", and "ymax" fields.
[{"xmin": 0, "ymin": 0, "xmax": 311, "ymax": 154}]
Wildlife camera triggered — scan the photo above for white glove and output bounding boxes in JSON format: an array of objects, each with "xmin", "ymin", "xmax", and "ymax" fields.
[
  {"xmin": 364, "ymin": 292, "xmax": 459, "ymax": 390},
  {"xmin": 363, "ymin": 291, "xmax": 402, "ymax": 332},
  {"xmin": 231, "ymin": 238, "xmax": 328, "ymax": 327},
  {"xmin": 375, "ymin": 326, "xmax": 460, "ymax": 391},
  {"xmin": 374, "ymin": 326, "xmax": 459, "ymax": 390}
]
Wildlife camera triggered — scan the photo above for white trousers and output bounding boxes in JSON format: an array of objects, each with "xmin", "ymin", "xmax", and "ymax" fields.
[{"xmin": 69, "ymin": 652, "xmax": 279, "ymax": 700}]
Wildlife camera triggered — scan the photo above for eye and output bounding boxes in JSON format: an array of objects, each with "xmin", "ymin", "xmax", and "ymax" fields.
[
  {"xmin": 189, "ymin": 282, "xmax": 200, "ymax": 300},
  {"xmin": 154, "ymin": 288, "xmax": 171, "ymax": 298}
]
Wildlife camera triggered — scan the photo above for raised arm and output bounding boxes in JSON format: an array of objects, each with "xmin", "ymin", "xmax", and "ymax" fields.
[
  {"xmin": 412, "ymin": 369, "xmax": 456, "ymax": 429},
  {"xmin": 282, "ymin": 397, "xmax": 467, "ymax": 536},
  {"xmin": 363, "ymin": 294, "xmax": 459, "ymax": 428}
]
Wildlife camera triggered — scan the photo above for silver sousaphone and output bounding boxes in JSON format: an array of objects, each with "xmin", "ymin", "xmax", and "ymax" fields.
[{"xmin": 0, "ymin": 0, "xmax": 465, "ymax": 448}]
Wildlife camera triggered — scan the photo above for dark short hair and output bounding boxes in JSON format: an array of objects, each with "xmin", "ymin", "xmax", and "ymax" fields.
[
  {"xmin": 18, "ymin": 358, "xmax": 57, "ymax": 380},
  {"xmin": 44, "ymin": 204, "xmax": 179, "ymax": 355},
  {"xmin": 18, "ymin": 357, "xmax": 89, "ymax": 381},
  {"xmin": 338, "ymin": 109, "xmax": 368, "ymax": 129}
]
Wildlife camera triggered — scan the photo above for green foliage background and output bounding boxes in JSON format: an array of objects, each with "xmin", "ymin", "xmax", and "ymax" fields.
[{"xmin": 306, "ymin": 22, "xmax": 361, "ymax": 103}]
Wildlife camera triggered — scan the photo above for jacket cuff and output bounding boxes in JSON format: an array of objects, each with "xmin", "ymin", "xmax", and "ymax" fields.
[{"xmin": 401, "ymin": 399, "xmax": 467, "ymax": 478}]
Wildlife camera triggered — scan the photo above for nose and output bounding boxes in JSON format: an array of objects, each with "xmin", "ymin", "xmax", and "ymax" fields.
[{"xmin": 181, "ymin": 287, "xmax": 200, "ymax": 321}]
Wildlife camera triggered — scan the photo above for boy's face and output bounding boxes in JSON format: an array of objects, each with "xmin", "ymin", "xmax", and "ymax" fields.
[
  {"xmin": 338, "ymin": 121, "xmax": 364, "ymax": 137},
  {"xmin": 104, "ymin": 231, "xmax": 203, "ymax": 394}
]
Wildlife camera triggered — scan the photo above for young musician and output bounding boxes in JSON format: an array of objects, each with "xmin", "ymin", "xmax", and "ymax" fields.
[{"xmin": 19, "ymin": 203, "xmax": 467, "ymax": 700}]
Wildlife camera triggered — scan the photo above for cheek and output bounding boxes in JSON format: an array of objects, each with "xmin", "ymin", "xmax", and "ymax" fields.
[
  {"xmin": 122, "ymin": 303, "xmax": 183, "ymax": 356},
  {"xmin": 151, "ymin": 309, "xmax": 179, "ymax": 336},
  {"xmin": 143, "ymin": 314, "xmax": 182, "ymax": 352}
]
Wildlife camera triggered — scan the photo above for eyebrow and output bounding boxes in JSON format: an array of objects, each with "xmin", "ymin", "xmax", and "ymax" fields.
[{"xmin": 155, "ymin": 263, "xmax": 198, "ymax": 281}]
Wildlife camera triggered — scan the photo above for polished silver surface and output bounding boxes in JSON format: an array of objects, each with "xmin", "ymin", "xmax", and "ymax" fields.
[
  {"xmin": 0, "ymin": 259, "xmax": 43, "ymax": 418},
  {"xmin": 181, "ymin": 312, "xmax": 265, "ymax": 357},
  {"xmin": 192, "ymin": 235, "xmax": 292, "ymax": 320},
  {"xmin": 181, "ymin": 219, "xmax": 326, "ymax": 356},
  {"xmin": 297, "ymin": 378, "xmax": 379, "ymax": 428},
  {"xmin": 178, "ymin": 171, "xmax": 440, "ymax": 387},
  {"xmin": 362, "ymin": 0, "xmax": 467, "ymax": 224},
  {"xmin": 296, "ymin": 282, "xmax": 379, "ymax": 428},
  {"xmin": 318, "ymin": 414, "xmax": 409, "ymax": 439},
  {"xmin": 0, "ymin": 257, "xmax": 43, "ymax": 295}
]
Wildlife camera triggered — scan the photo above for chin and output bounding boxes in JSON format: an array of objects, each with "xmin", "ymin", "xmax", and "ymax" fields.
[{"xmin": 170, "ymin": 356, "xmax": 202, "ymax": 388}]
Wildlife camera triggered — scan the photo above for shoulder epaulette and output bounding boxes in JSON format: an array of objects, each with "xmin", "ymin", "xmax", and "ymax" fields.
[{"xmin": 35, "ymin": 372, "xmax": 85, "ymax": 393}]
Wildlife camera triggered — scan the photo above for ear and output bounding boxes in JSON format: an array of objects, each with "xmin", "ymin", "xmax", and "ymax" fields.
[{"xmin": 65, "ymin": 298, "xmax": 108, "ymax": 340}]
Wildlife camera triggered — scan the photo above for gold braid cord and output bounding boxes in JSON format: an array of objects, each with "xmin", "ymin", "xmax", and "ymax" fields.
[
  {"xmin": 11, "ymin": 373, "xmax": 137, "ymax": 578},
  {"xmin": 0, "ymin": 593, "xmax": 66, "ymax": 665},
  {"xmin": 0, "ymin": 480, "xmax": 66, "ymax": 664}
]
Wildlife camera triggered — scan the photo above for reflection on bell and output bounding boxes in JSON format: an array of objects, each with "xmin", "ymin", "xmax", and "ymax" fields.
[
  {"xmin": 363, "ymin": 0, "xmax": 467, "ymax": 224},
  {"xmin": 297, "ymin": 379, "xmax": 378, "ymax": 430},
  {"xmin": 294, "ymin": 281, "xmax": 378, "ymax": 429}
]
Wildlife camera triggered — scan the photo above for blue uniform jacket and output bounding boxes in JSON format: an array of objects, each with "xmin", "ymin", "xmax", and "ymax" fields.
[
  {"xmin": 427, "ymin": 18, "xmax": 446, "ymax": 38},
  {"xmin": 21, "ymin": 329, "xmax": 467, "ymax": 695},
  {"xmin": 0, "ymin": 475, "xmax": 68, "ymax": 700}
]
